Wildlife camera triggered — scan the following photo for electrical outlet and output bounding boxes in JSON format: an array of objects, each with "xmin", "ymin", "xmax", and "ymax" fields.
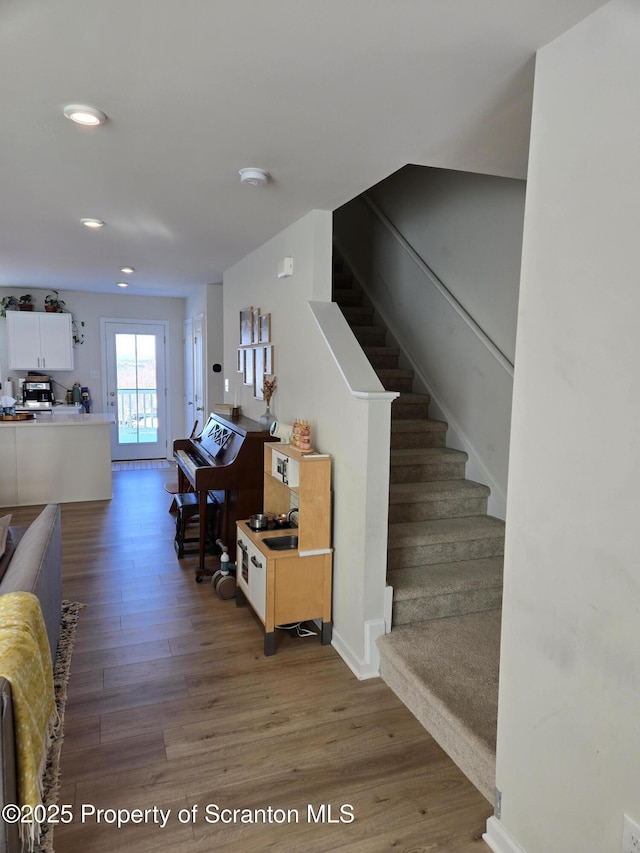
[{"xmin": 622, "ymin": 814, "xmax": 640, "ymax": 853}]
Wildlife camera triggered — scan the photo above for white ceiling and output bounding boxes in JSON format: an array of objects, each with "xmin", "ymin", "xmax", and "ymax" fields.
[{"xmin": 0, "ymin": 0, "xmax": 606, "ymax": 298}]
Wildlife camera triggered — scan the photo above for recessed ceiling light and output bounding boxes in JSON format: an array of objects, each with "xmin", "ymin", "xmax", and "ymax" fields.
[
  {"xmin": 63, "ymin": 104, "xmax": 107, "ymax": 126},
  {"xmin": 80, "ymin": 218, "xmax": 105, "ymax": 229},
  {"xmin": 119, "ymin": 266, "xmax": 135, "ymax": 274},
  {"xmin": 239, "ymin": 167, "xmax": 270, "ymax": 187},
  {"xmin": 116, "ymin": 282, "xmax": 129, "ymax": 288}
]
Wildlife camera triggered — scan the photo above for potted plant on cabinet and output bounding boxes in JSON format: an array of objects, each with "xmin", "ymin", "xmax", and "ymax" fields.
[
  {"xmin": 18, "ymin": 294, "xmax": 33, "ymax": 311},
  {"xmin": 44, "ymin": 290, "xmax": 66, "ymax": 312},
  {"xmin": 0, "ymin": 295, "xmax": 18, "ymax": 317}
]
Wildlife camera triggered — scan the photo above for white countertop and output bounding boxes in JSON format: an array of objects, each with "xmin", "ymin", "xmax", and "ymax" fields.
[{"xmin": 0, "ymin": 410, "xmax": 115, "ymax": 427}]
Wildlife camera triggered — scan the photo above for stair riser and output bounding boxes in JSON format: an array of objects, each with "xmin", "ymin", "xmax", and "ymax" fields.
[
  {"xmin": 333, "ymin": 272, "xmax": 353, "ymax": 288},
  {"xmin": 367, "ymin": 352, "xmax": 400, "ymax": 370},
  {"xmin": 353, "ymin": 328, "xmax": 386, "ymax": 347},
  {"xmin": 392, "ymin": 400, "xmax": 430, "ymax": 419},
  {"xmin": 392, "ymin": 588, "xmax": 503, "ymax": 625},
  {"xmin": 391, "ymin": 430, "xmax": 447, "ymax": 449},
  {"xmin": 341, "ymin": 307, "xmax": 374, "ymax": 325},
  {"xmin": 390, "ymin": 461, "xmax": 466, "ymax": 483},
  {"xmin": 388, "ymin": 496, "xmax": 488, "ymax": 523},
  {"xmin": 380, "ymin": 375, "xmax": 414, "ymax": 393},
  {"xmin": 334, "ymin": 290, "xmax": 363, "ymax": 307},
  {"xmin": 388, "ymin": 537, "xmax": 504, "ymax": 570}
]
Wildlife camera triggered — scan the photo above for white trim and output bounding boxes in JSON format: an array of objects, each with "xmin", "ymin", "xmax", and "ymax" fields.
[
  {"xmin": 483, "ymin": 817, "xmax": 527, "ymax": 853},
  {"xmin": 353, "ymin": 390, "xmax": 399, "ymax": 402},
  {"xmin": 331, "ymin": 619, "xmax": 386, "ymax": 680},
  {"xmin": 362, "ymin": 194, "xmax": 514, "ymax": 377},
  {"xmin": 384, "ymin": 584, "xmax": 393, "ymax": 632},
  {"xmin": 308, "ymin": 300, "xmax": 397, "ymax": 403}
]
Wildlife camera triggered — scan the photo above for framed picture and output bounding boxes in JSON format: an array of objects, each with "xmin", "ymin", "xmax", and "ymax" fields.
[
  {"xmin": 259, "ymin": 313, "xmax": 271, "ymax": 343},
  {"xmin": 237, "ymin": 348, "xmax": 245, "ymax": 373},
  {"xmin": 264, "ymin": 345, "xmax": 273, "ymax": 374},
  {"xmin": 254, "ymin": 346, "xmax": 265, "ymax": 399},
  {"xmin": 243, "ymin": 347, "xmax": 254, "ymax": 387},
  {"xmin": 240, "ymin": 308, "xmax": 253, "ymax": 346},
  {"xmin": 252, "ymin": 308, "xmax": 260, "ymax": 343}
]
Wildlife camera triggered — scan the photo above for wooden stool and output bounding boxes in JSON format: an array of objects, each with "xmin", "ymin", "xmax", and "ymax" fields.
[{"xmin": 174, "ymin": 492, "xmax": 218, "ymax": 558}]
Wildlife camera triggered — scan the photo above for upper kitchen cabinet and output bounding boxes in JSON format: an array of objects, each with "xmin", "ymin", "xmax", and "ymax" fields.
[{"xmin": 7, "ymin": 311, "xmax": 74, "ymax": 371}]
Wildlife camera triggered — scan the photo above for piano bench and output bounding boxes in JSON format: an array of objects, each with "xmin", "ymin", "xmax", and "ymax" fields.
[{"xmin": 174, "ymin": 492, "xmax": 219, "ymax": 558}]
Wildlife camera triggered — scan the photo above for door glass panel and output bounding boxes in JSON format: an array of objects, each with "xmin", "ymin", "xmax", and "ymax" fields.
[{"xmin": 115, "ymin": 333, "xmax": 158, "ymax": 444}]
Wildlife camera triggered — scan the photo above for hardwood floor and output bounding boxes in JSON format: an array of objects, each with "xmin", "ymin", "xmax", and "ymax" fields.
[{"xmin": 8, "ymin": 469, "xmax": 492, "ymax": 852}]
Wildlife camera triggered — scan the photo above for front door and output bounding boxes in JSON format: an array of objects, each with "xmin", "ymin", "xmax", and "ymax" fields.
[{"xmin": 103, "ymin": 320, "xmax": 169, "ymax": 461}]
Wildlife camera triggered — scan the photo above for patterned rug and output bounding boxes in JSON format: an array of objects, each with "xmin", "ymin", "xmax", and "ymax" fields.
[{"xmin": 37, "ymin": 600, "xmax": 85, "ymax": 853}]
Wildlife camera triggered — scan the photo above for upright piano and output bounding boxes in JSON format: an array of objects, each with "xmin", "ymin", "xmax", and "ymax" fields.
[{"xmin": 173, "ymin": 412, "xmax": 275, "ymax": 580}]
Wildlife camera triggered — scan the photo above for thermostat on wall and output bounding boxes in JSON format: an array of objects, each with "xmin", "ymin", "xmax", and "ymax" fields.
[{"xmin": 277, "ymin": 257, "xmax": 294, "ymax": 278}]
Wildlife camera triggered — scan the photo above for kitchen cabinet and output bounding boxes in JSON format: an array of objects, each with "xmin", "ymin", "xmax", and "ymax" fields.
[
  {"xmin": 0, "ymin": 413, "xmax": 114, "ymax": 507},
  {"xmin": 236, "ymin": 443, "xmax": 333, "ymax": 656},
  {"xmin": 7, "ymin": 311, "xmax": 74, "ymax": 371}
]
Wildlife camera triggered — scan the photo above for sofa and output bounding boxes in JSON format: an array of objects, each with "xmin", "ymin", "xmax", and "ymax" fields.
[{"xmin": 0, "ymin": 505, "xmax": 63, "ymax": 853}]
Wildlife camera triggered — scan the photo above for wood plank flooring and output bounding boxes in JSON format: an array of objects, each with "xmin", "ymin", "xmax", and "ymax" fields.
[{"xmin": 6, "ymin": 469, "xmax": 492, "ymax": 852}]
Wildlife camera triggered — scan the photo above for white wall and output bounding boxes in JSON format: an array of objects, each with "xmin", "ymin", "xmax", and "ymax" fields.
[
  {"xmin": 493, "ymin": 3, "xmax": 640, "ymax": 851},
  {"xmin": 334, "ymin": 166, "xmax": 525, "ymax": 518},
  {"xmin": 0, "ymin": 287, "xmax": 186, "ymax": 450},
  {"xmin": 223, "ymin": 210, "xmax": 393, "ymax": 676},
  {"xmin": 369, "ymin": 166, "xmax": 524, "ymax": 365}
]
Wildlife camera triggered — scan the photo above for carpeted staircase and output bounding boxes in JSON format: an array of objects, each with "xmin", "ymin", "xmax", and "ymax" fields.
[{"xmin": 332, "ymin": 250, "xmax": 503, "ymax": 803}]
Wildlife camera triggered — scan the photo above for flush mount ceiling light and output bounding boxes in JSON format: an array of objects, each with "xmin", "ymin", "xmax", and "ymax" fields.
[
  {"xmin": 116, "ymin": 282, "xmax": 129, "ymax": 288},
  {"xmin": 80, "ymin": 218, "xmax": 105, "ymax": 229},
  {"xmin": 239, "ymin": 167, "xmax": 270, "ymax": 187},
  {"xmin": 119, "ymin": 266, "xmax": 135, "ymax": 274},
  {"xmin": 63, "ymin": 104, "xmax": 107, "ymax": 126}
]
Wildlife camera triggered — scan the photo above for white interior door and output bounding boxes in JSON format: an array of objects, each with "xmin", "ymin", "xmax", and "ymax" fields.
[
  {"xmin": 103, "ymin": 320, "xmax": 168, "ymax": 460},
  {"xmin": 193, "ymin": 313, "xmax": 205, "ymax": 425},
  {"xmin": 184, "ymin": 318, "xmax": 195, "ymax": 433}
]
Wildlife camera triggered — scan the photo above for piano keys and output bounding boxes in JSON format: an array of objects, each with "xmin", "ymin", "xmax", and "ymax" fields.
[{"xmin": 173, "ymin": 412, "xmax": 275, "ymax": 580}]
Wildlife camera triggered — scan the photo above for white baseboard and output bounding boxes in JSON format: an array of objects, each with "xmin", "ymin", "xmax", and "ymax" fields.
[
  {"xmin": 483, "ymin": 817, "xmax": 526, "ymax": 853},
  {"xmin": 331, "ymin": 619, "xmax": 385, "ymax": 680}
]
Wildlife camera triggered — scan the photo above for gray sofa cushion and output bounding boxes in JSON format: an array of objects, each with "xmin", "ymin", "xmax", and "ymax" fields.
[
  {"xmin": 0, "ymin": 532, "xmax": 18, "ymax": 585},
  {"xmin": 0, "ymin": 505, "xmax": 62, "ymax": 662}
]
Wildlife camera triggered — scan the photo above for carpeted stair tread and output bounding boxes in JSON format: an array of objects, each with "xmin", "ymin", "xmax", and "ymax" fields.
[
  {"xmin": 376, "ymin": 368, "xmax": 415, "ymax": 392},
  {"xmin": 388, "ymin": 558, "xmax": 503, "ymax": 622},
  {"xmin": 389, "ymin": 557, "xmax": 503, "ymax": 599},
  {"xmin": 391, "ymin": 418, "xmax": 448, "ymax": 449},
  {"xmin": 340, "ymin": 305, "xmax": 374, "ymax": 324},
  {"xmin": 334, "ymin": 289, "xmax": 363, "ymax": 307},
  {"xmin": 391, "ymin": 445, "xmax": 465, "ymax": 461},
  {"xmin": 390, "ymin": 447, "xmax": 468, "ymax": 484},
  {"xmin": 389, "ymin": 515, "xmax": 504, "ymax": 547},
  {"xmin": 364, "ymin": 345, "xmax": 400, "ymax": 359},
  {"xmin": 377, "ymin": 609, "xmax": 501, "ymax": 802},
  {"xmin": 387, "ymin": 516, "xmax": 504, "ymax": 570},
  {"xmin": 391, "ymin": 418, "xmax": 447, "ymax": 434},
  {"xmin": 350, "ymin": 325, "xmax": 387, "ymax": 346},
  {"xmin": 389, "ymin": 479, "xmax": 489, "ymax": 504}
]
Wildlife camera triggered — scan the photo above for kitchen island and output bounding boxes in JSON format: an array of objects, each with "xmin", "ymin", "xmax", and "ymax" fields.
[{"xmin": 0, "ymin": 411, "xmax": 115, "ymax": 507}]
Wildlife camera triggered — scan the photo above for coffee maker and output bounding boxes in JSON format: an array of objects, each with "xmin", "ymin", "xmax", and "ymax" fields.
[{"xmin": 22, "ymin": 378, "xmax": 55, "ymax": 409}]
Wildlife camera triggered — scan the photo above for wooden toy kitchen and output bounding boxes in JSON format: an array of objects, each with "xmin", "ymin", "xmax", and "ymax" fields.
[{"xmin": 236, "ymin": 441, "xmax": 333, "ymax": 656}]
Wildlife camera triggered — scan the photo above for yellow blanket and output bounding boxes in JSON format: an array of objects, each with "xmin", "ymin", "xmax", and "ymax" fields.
[{"xmin": 0, "ymin": 592, "xmax": 57, "ymax": 850}]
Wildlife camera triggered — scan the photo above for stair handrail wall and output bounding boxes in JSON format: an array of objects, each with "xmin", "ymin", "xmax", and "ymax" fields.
[
  {"xmin": 362, "ymin": 193, "xmax": 514, "ymax": 378},
  {"xmin": 334, "ymin": 195, "xmax": 513, "ymax": 518}
]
